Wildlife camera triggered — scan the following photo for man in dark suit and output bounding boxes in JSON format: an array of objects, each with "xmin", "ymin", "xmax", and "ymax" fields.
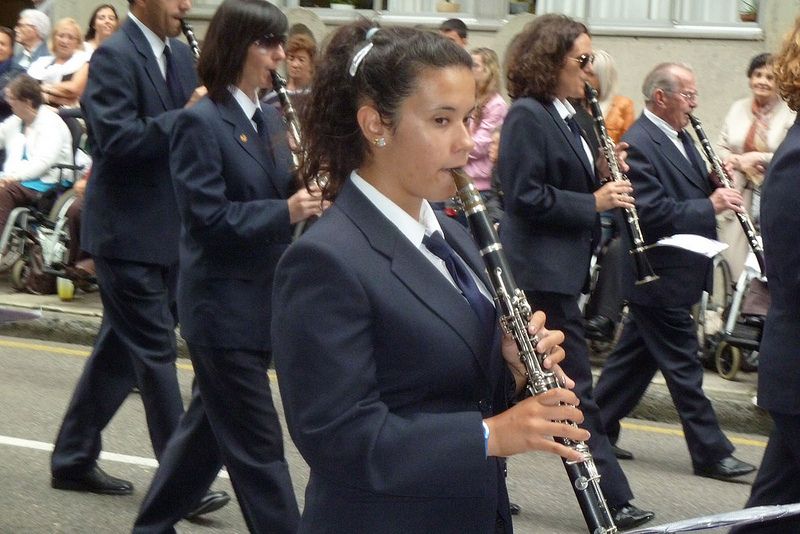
[
  {"xmin": 50, "ymin": 0, "xmax": 227, "ymax": 514},
  {"xmin": 730, "ymin": 32, "xmax": 800, "ymax": 531},
  {"xmin": 498, "ymin": 14, "xmax": 653, "ymax": 529},
  {"xmin": 594, "ymin": 62, "xmax": 756, "ymax": 482}
]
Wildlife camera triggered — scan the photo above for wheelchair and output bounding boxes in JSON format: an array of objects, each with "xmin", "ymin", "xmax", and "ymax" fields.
[
  {"xmin": 701, "ymin": 251, "xmax": 767, "ymax": 380},
  {"xmin": 0, "ymin": 110, "xmax": 87, "ymax": 294}
]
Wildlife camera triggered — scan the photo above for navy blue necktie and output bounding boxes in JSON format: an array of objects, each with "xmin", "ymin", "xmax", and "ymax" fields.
[
  {"xmin": 252, "ymin": 109, "xmax": 266, "ymax": 140},
  {"xmin": 163, "ymin": 45, "xmax": 184, "ymax": 108},
  {"xmin": 565, "ymin": 115, "xmax": 584, "ymax": 149},
  {"xmin": 678, "ymin": 130, "xmax": 706, "ymax": 178},
  {"xmin": 423, "ymin": 232, "xmax": 495, "ymax": 337}
]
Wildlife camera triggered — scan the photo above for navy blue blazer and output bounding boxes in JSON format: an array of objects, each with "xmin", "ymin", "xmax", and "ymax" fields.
[
  {"xmin": 755, "ymin": 116, "xmax": 800, "ymax": 414},
  {"xmin": 171, "ymin": 94, "xmax": 293, "ymax": 351},
  {"xmin": 498, "ymin": 97, "xmax": 599, "ymax": 296},
  {"xmin": 620, "ymin": 113, "xmax": 717, "ymax": 308},
  {"xmin": 80, "ymin": 18, "xmax": 198, "ymax": 265},
  {"xmin": 273, "ymin": 180, "xmax": 512, "ymax": 533}
]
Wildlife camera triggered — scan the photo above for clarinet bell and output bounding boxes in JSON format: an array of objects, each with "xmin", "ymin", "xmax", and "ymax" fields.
[{"xmin": 632, "ymin": 248, "xmax": 659, "ymax": 285}]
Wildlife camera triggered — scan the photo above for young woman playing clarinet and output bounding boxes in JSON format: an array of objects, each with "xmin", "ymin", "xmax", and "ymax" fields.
[{"xmin": 272, "ymin": 21, "xmax": 589, "ymax": 534}]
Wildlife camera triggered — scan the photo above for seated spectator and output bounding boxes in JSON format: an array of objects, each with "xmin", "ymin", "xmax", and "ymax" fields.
[
  {"xmin": 13, "ymin": 10, "xmax": 51, "ymax": 70},
  {"xmin": 64, "ymin": 168, "xmax": 95, "ymax": 289},
  {"xmin": 0, "ymin": 27, "xmax": 23, "ymax": 122},
  {"xmin": 0, "ymin": 74, "xmax": 72, "ymax": 241},
  {"xmin": 82, "ymin": 4, "xmax": 119, "ymax": 55},
  {"xmin": 28, "ymin": 18, "xmax": 90, "ymax": 108}
]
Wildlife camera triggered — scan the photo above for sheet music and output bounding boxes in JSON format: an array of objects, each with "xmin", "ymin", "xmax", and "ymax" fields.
[{"xmin": 654, "ymin": 234, "xmax": 729, "ymax": 258}]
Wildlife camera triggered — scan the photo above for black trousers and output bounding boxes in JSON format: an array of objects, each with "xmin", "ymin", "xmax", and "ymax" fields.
[
  {"xmin": 526, "ymin": 290, "xmax": 634, "ymax": 508},
  {"xmin": 730, "ymin": 412, "xmax": 800, "ymax": 533},
  {"xmin": 595, "ymin": 304, "xmax": 734, "ymax": 468},
  {"xmin": 133, "ymin": 345, "xmax": 299, "ymax": 534},
  {"xmin": 51, "ymin": 257, "xmax": 183, "ymax": 477}
]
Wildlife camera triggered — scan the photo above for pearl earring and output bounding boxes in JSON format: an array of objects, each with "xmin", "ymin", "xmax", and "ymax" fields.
[{"xmin": 373, "ymin": 137, "xmax": 386, "ymax": 147}]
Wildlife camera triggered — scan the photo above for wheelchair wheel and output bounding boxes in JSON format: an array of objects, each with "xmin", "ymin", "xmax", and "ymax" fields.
[
  {"xmin": 715, "ymin": 341, "xmax": 741, "ymax": 381},
  {"xmin": 10, "ymin": 259, "xmax": 26, "ymax": 291},
  {"xmin": 48, "ymin": 188, "xmax": 77, "ymax": 222},
  {"xmin": 0, "ymin": 231, "xmax": 24, "ymax": 273},
  {"xmin": 695, "ymin": 256, "xmax": 733, "ymax": 357}
]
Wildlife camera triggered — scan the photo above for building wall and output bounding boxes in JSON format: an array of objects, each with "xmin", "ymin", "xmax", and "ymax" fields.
[{"xmin": 58, "ymin": 0, "xmax": 800, "ymax": 139}]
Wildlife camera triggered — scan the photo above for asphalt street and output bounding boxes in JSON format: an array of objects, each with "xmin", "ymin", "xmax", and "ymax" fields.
[{"xmin": 0, "ymin": 335, "xmax": 769, "ymax": 533}]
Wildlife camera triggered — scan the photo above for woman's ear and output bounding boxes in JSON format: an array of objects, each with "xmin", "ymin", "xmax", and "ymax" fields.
[{"xmin": 356, "ymin": 103, "xmax": 387, "ymax": 147}]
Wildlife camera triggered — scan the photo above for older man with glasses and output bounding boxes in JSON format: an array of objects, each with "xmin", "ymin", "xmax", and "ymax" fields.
[
  {"xmin": 12, "ymin": 9, "xmax": 50, "ymax": 70},
  {"xmin": 594, "ymin": 62, "xmax": 757, "ymax": 483}
]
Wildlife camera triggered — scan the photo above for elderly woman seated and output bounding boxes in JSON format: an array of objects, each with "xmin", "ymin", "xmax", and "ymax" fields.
[
  {"xmin": 0, "ymin": 74, "xmax": 73, "ymax": 242},
  {"xmin": 27, "ymin": 18, "xmax": 90, "ymax": 108}
]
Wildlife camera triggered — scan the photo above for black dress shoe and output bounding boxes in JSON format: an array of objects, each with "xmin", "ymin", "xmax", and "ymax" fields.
[
  {"xmin": 694, "ymin": 455, "xmax": 756, "ymax": 481},
  {"xmin": 509, "ymin": 502, "xmax": 521, "ymax": 515},
  {"xmin": 612, "ymin": 444, "xmax": 634, "ymax": 460},
  {"xmin": 585, "ymin": 315, "xmax": 615, "ymax": 341},
  {"xmin": 185, "ymin": 490, "xmax": 231, "ymax": 520},
  {"xmin": 51, "ymin": 465, "xmax": 133, "ymax": 495},
  {"xmin": 610, "ymin": 504, "xmax": 655, "ymax": 531}
]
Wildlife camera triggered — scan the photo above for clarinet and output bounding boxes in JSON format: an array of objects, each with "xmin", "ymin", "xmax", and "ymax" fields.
[
  {"xmin": 584, "ymin": 82, "xmax": 658, "ymax": 285},
  {"xmin": 688, "ymin": 115, "xmax": 766, "ymax": 274},
  {"xmin": 270, "ymin": 71, "xmax": 303, "ymax": 170},
  {"xmin": 180, "ymin": 19, "xmax": 201, "ymax": 62},
  {"xmin": 271, "ymin": 71, "xmax": 322, "ymax": 239},
  {"xmin": 451, "ymin": 168, "xmax": 617, "ymax": 534}
]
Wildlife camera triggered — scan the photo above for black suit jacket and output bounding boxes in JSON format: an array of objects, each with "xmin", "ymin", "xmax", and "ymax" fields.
[
  {"xmin": 273, "ymin": 181, "xmax": 512, "ymax": 533},
  {"xmin": 620, "ymin": 113, "xmax": 717, "ymax": 308},
  {"xmin": 498, "ymin": 97, "xmax": 599, "ymax": 296},
  {"xmin": 756, "ymin": 116, "xmax": 800, "ymax": 414},
  {"xmin": 80, "ymin": 18, "xmax": 198, "ymax": 265},
  {"xmin": 170, "ymin": 94, "xmax": 293, "ymax": 351}
]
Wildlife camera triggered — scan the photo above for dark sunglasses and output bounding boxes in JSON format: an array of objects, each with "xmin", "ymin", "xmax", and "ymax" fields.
[
  {"xmin": 254, "ymin": 33, "xmax": 287, "ymax": 49},
  {"xmin": 570, "ymin": 53, "xmax": 595, "ymax": 69}
]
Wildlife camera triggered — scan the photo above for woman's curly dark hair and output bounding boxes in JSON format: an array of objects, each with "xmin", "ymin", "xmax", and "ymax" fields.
[
  {"xmin": 505, "ymin": 14, "xmax": 589, "ymax": 102},
  {"xmin": 773, "ymin": 20, "xmax": 800, "ymax": 111},
  {"xmin": 299, "ymin": 21, "xmax": 472, "ymax": 201}
]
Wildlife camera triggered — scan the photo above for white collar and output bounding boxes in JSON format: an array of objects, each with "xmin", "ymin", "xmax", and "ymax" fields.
[
  {"xmin": 128, "ymin": 12, "xmax": 168, "ymax": 62},
  {"xmin": 228, "ymin": 85, "xmax": 261, "ymax": 122},
  {"xmin": 553, "ymin": 98, "xmax": 578, "ymax": 120},
  {"xmin": 349, "ymin": 170, "xmax": 443, "ymax": 248},
  {"xmin": 644, "ymin": 107, "xmax": 680, "ymax": 141}
]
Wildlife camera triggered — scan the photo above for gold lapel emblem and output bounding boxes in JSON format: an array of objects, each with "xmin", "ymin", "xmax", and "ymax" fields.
[{"xmin": 240, "ymin": 133, "xmax": 248, "ymax": 143}]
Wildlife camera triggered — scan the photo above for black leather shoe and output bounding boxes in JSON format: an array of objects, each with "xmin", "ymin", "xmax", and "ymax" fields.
[
  {"xmin": 51, "ymin": 466, "xmax": 133, "ymax": 495},
  {"xmin": 694, "ymin": 455, "xmax": 756, "ymax": 481},
  {"xmin": 509, "ymin": 502, "xmax": 521, "ymax": 515},
  {"xmin": 611, "ymin": 504, "xmax": 655, "ymax": 531},
  {"xmin": 585, "ymin": 315, "xmax": 615, "ymax": 341},
  {"xmin": 612, "ymin": 444, "xmax": 634, "ymax": 460},
  {"xmin": 185, "ymin": 490, "xmax": 231, "ymax": 520}
]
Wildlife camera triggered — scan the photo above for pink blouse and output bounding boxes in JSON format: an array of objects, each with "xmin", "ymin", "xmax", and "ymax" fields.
[{"xmin": 464, "ymin": 92, "xmax": 508, "ymax": 191}]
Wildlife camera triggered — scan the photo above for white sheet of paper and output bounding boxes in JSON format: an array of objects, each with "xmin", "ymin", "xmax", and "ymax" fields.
[{"xmin": 654, "ymin": 234, "xmax": 729, "ymax": 258}]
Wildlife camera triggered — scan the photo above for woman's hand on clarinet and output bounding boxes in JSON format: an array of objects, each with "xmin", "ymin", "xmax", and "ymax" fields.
[
  {"xmin": 501, "ymin": 310, "xmax": 569, "ymax": 393},
  {"xmin": 483, "ymin": 389, "xmax": 589, "ymax": 460},
  {"xmin": 287, "ymin": 184, "xmax": 330, "ymax": 224}
]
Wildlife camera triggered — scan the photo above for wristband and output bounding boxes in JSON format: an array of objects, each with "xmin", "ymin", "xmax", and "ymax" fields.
[{"xmin": 482, "ymin": 421, "xmax": 490, "ymax": 457}]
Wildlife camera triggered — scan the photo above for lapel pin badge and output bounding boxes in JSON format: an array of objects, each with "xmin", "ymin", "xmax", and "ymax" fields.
[{"xmin": 240, "ymin": 133, "xmax": 248, "ymax": 143}]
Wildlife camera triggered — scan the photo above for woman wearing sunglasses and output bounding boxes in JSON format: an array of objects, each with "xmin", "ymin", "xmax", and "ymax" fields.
[
  {"xmin": 131, "ymin": 1, "xmax": 324, "ymax": 532},
  {"xmin": 497, "ymin": 13, "xmax": 654, "ymax": 530}
]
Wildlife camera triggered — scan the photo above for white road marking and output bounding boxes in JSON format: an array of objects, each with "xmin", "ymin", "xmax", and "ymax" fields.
[{"xmin": 0, "ymin": 435, "xmax": 230, "ymax": 478}]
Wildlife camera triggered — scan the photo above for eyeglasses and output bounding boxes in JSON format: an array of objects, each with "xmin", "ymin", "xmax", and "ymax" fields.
[
  {"xmin": 569, "ymin": 53, "xmax": 594, "ymax": 69},
  {"xmin": 254, "ymin": 33, "xmax": 287, "ymax": 50},
  {"xmin": 666, "ymin": 89, "xmax": 699, "ymax": 102}
]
